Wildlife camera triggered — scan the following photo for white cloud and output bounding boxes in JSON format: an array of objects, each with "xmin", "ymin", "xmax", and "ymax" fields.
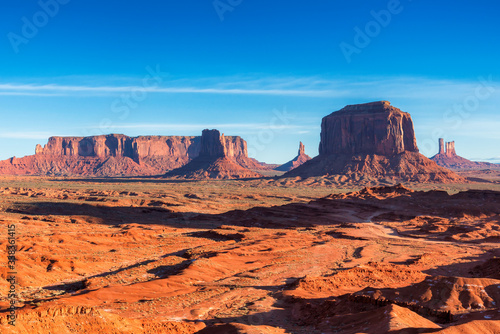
[
  {"xmin": 0, "ymin": 75, "xmax": 498, "ymax": 100},
  {"xmin": 0, "ymin": 82, "xmax": 340, "ymax": 97},
  {"xmin": 92, "ymin": 123, "xmax": 317, "ymax": 132},
  {"xmin": 0, "ymin": 132, "xmax": 55, "ymax": 140}
]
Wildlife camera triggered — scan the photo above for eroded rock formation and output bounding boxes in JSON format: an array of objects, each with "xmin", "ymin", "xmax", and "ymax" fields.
[
  {"xmin": 446, "ymin": 141, "xmax": 456, "ymax": 156},
  {"xmin": 318, "ymin": 101, "xmax": 418, "ymax": 156},
  {"xmin": 285, "ymin": 101, "xmax": 464, "ymax": 183},
  {"xmin": 275, "ymin": 142, "xmax": 312, "ymax": 172},
  {"xmin": 0, "ymin": 133, "xmax": 264, "ymax": 177},
  {"xmin": 431, "ymin": 138, "xmax": 498, "ymax": 170},
  {"xmin": 438, "ymin": 138, "xmax": 445, "ymax": 155},
  {"xmin": 166, "ymin": 129, "xmax": 262, "ymax": 179}
]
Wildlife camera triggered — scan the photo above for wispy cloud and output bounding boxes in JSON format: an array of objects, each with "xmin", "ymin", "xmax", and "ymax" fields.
[
  {"xmin": 0, "ymin": 82, "xmax": 341, "ymax": 97},
  {"xmin": 90, "ymin": 122, "xmax": 317, "ymax": 132},
  {"xmin": 0, "ymin": 131, "xmax": 57, "ymax": 140},
  {"xmin": 473, "ymin": 157, "xmax": 500, "ymax": 162},
  {"xmin": 0, "ymin": 75, "xmax": 498, "ymax": 99}
]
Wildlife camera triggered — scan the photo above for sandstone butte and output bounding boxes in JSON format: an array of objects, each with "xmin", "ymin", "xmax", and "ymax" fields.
[
  {"xmin": 0, "ymin": 132, "xmax": 266, "ymax": 178},
  {"xmin": 274, "ymin": 142, "xmax": 312, "ymax": 172},
  {"xmin": 431, "ymin": 138, "xmax": 499, "ymax": 170},
  {"xmin": 284, "ymin": 101, "xmax": 465, "ymax": 183},
  {"xmin": 166, "ymin": 129, "xmax": 263, "ymax": 179}
]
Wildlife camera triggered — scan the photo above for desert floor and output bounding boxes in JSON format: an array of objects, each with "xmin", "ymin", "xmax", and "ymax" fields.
[{"xmin": 1, "ymin": 172, "xmax": 499, "ymax": 333}]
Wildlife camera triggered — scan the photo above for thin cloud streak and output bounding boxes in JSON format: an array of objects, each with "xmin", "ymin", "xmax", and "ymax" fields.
[
  {"xmin": 0, "ymin": 83, "xmax": 341, "ymax": 97},
  {"xmin": 0, "ymin": 132, "xmax": 57, "ymax": 140},
  {"xmin": 0, "ymin": 76, "xmax": 498, "ymax": 99},
  {"xmin": 91, "ymin": 123, "xmax": 317, "ymax": 131}
]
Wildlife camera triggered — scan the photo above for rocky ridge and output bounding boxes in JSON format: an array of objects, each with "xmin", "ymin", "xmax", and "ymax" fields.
[{"xmin": 0, "ymin": 133, "xmax": 264, "ymax": 177}]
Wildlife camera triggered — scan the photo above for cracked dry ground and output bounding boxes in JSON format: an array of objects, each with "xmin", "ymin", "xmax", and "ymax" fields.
[{"xmin": 0, "ymin": 177, "xmax": 499, "ymax": 333}]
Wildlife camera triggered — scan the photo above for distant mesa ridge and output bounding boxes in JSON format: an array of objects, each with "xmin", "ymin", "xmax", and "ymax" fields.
[
  {"xmin": 284, "ymin": 101, "xmax": 464, "ymax": 183},
  {"xmin": 34, "ymin": 133, "xmax": 249, "ymax": 163},
  {"xmin": 0, "ymin": 132, "xmax": 266, "ymax": 177}
]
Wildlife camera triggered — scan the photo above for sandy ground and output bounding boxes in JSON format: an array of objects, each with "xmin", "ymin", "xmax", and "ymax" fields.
[{"xmin": 0, "ymin": 175, "xmax": 499, "ymax": 333}]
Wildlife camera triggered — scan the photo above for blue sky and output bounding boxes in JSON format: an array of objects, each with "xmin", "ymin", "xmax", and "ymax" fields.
[{"xmin": 1, "ymin": 0, "xmax": 499, "ymax": 163}]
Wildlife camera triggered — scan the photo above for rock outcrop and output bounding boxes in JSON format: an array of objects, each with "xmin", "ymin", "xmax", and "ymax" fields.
[
  {"xmin": 319, "ymin": 101, "xmax": 418, "ymax": 156},
  {"xmin": 284, "ymin": 101, "xmax": 464, "ymax": 183},
  {"xmin": 165, "ymin": 129, "xmax": 263, "ymax": 179},
  {"xmin": 274, "ymin": 142, "xmax": 311, "ymax": 172},
  {"xmin": 438, "ymin": 138, "xmax": 445, "ymax": 155},
  {"xmin": 446, "ymin": 141, "xmax": 456, "ymax": 156},
  {"xmin": 0, "ymin": 133, "xmax": 265, "ymax": 177},
  {"xmin": 431, "ymin": 138, "xmax": 498, "ymax": 170}
]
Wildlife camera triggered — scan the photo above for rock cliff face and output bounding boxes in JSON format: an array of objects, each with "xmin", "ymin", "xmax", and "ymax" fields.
[
  {"xmin": 0, "ymin": 133, "xmax": 263, "ymax": 177},
  {"xmin": 285, "ymin": 101, "xmax": 464, "ymax": 183},
  {"xmin": 274, "ymin": 142, "xmax": 311, "ymax": 172},
  {"xmin": 35, "ymin": 134, "xmax": 136, "ymax": 158},
  {"xmin": 431, "ymin": 138, "xmax": 498, "ymax": 170},
  {"xmin": 166, "ymin": 129, "xmax": 262, "ymax": 179},
  {"xmin": 445, "ymin": 141, "xmax": 456, "ymax": 156},
  {"xmin": 199, "ymin": 129, "xmax": 227, "ymax": 158},
  {"xmin": 299, "ymin": 142, "xmax": 305, "ymax": 155},
  {"xmin": 319, "ymin": 101, "xmax": 418, "ymax": 156},
  {"xmin": 438, "ymin": 138, "xmax": 445, "ymax": 155}
]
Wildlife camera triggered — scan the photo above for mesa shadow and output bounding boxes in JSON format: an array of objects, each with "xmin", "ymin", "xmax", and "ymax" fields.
[{"xmin": 6, "ymin": 201, "xmax": 219, "ymax": 229}]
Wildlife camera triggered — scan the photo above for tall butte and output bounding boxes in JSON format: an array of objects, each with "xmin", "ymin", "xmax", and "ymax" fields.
[
  {"xmin": 285, "ymin": 101, "xmax": 464, "ymax": 183},
  {"xmin": 165, "ymin": 129, "xmax": 262, "ymax": 179},
  {"xmin": 274, "ymin": 142, "xmax": 311, "ymax": 172}
]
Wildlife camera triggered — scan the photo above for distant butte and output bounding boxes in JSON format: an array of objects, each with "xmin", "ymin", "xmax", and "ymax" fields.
[
  {"xmin": 431, "ymin": 138, "xmax": 499, "ymax": 170},
  {"xmin": 284, "ymin": 101, "xmax": 464, "ymax": 183},
  {"xmin": 274, "ymin": 142, "xmax": 311, "ymax": 172},
  {"xmin": 165, "ymin": 129, "xmax": 263, "ymax": 179}
]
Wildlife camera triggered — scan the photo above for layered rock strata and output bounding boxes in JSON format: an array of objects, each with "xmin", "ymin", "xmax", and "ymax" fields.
[
  {"xmin": 285, "ymin": 101, "xmax": 464, "ymax": 183},
  {"xmin": 165, "ymin": 129, "xmax": 263, "ymax": 179},
  {"xmin": 0, "ymin": 133, "xmax": 263, "ymax": 176}
]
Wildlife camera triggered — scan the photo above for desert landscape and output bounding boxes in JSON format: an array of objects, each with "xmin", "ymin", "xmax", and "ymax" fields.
[
  {"xmin": 2, "ymin": 2, "xmax": 500, "ymax": 333},
  {"xmin": 1, "ymin": 101, "xmax": 499, "ymax": 333}
]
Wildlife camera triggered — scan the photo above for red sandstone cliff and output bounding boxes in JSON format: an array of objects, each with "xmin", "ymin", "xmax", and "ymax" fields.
[
  {"xmin": 318, "ymin": 101, "xmax": 418, "ymax": 156},
  {"xmin": 165, "ymin": 129, "xmax": 263, "ymax": 179},
  {"xmin": 274, "ymin": 142, "xmax": 312, "ymax": 172},
  {"xmin": 285, "ymin": 101, "xmax": 464, "ymax": 183},
  {"xmin": 431, "ymin": 138, "xmax": 498, "ymax": 170},
  {"xmin": 0, "ymin": 133, "xmax": 264, "ymax": 177}
]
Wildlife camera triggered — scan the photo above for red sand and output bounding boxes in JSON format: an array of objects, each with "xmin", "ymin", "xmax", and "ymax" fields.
[{"xmin": 0, "ymin": 178, "xmax": 499, "ymax": 333}]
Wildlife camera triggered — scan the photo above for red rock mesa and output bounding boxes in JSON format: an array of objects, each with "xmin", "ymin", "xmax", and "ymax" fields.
[{"xmin": 285, "ymin": 101, "xmax": 464, "ymax": 183}]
